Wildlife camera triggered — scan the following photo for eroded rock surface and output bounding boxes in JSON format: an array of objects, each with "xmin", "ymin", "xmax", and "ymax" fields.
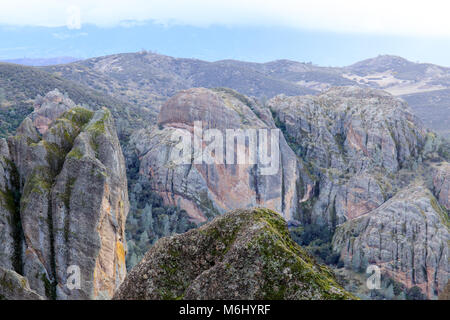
[
  {"xmin": 268, "ymin": 87, "xmax": 449, "ymax": 299},
  {"xmin": 132, "ymin": 88, "xmax": 311, "ymax": 223},
  {"xmin": 0, "ymin": 267, "xmax": 43, "ymax": 300},
  {"xmin": 127, "ymin": 86, "xmax": 448, "ymax": 299},
  {"xmin": 332, "ymin": 186, "xmax": 449, "ymax": 299},
  {"xmin": 0, "ymin": 90, "xmax": 129, "ymax": 299},
  {"xmin": 114, "ymin": 208, "xmax": 354, "ymax": 300},
  {"xmin": 268, "ymin": 87, "xmax": 429, "ymax": 226}
]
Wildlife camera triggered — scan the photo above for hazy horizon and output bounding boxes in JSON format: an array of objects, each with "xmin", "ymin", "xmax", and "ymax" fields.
[
  {"xmin": 3, "ymin": 50, "xmax": 448, "ymax": 68},
  {"xmin": 1, "ymin": 1, "xmax": 450, "ymax": 67}
]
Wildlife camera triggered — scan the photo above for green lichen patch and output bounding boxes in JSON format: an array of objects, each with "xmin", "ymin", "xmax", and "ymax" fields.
[
  {"xmin": 60, "ymin": 107, "xmax": 94, "ymax": 130},
  {"xmin": 84, "ymin": 109, "xmax": 112, "ymax": 155},
  {"xmin": 67, "ymin": 147, "xmax": 84, "ymax": 160},
  {"xmin": 20, "ymin": 167, "xmax": 53, "ymax": 211},
  {"xmin": 116, "ymin": 208, "xmax": 355, "ymax": 300},
  {"xmin": 429, "ymin": 195, "xmax": 450, "ymax": 228}
]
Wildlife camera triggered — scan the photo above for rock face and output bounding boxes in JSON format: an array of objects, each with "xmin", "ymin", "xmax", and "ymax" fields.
[
  {"xmin": 432, "ymin": 162, "xmax": 450, "ymax": 210},
  {"xmin": 332, "ymin": 186, "xmax": 449, "ymax": 299},
  {"xmin": 267, "ymin": 87, "xmax": 449, "ymax": 299},
  {"xmin": 31, "ymin": 89, "xmax": 76, "ymax": 134},
  {"xmin": 127, "ymin": 86, "xmax": 448, "ymax": 299},
  {"xmin": 268, "ymin": 87, "xmax": 428, "ymax": 226},
  {"xmin": 0, "ymin": 267, "xmax": 43, "ymax": 300},
  {"xmin": 132, "ymin": 87, "xmax": 311, "ymax": 223},
  {"xmin": 0, "ymin": 90, "xmax": 129, "ymax": 299},
  {"xmin": 114, "ymin": 208, "xmax": 354, "ymax": 300},
  {"xmin": 0, "ymin": 139, "xmax": 18, "ymax": 272}
]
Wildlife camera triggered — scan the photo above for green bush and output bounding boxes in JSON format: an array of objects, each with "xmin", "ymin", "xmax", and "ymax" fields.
[{"xmin": 290, "ymin": 224, "xmax": 340, "ymax": 265}]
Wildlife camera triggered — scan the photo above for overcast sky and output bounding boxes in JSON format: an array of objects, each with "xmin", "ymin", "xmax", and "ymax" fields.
[
  {"xmin": 0, "ymin": 1, "xmax": 449, "ymax": 65},
  {"xmin": 1, "ymin": 0, "xmax": 449, "ymax": 36}
]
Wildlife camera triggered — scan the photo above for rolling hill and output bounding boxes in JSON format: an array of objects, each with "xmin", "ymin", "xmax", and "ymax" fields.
[
  {"xmin": 0, "ymin": 62, "xmax": 154, "ymax": 140},
  {"xmin": 42, "ymin": 53, "xmax": 450, "ymax": 137}
]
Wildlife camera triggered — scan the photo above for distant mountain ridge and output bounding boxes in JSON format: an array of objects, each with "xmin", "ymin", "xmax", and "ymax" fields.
[
  {"xmin": 0, "ymin": 62, "xmax": 154, "ymax": 140},
  {"xmin": 41, "ymin": 53, "xmax": 450, "ymax": 137},
  {"xmin": 0, "ymin": 53, "xmax": 448, "ymax": 300},
  {"xmin": 1, "ymin": 57, "xmax": 79, "ymax": 66}
]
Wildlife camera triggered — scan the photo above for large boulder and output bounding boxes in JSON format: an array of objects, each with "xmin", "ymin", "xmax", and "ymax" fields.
[
  {"xmin": 131, "ymin": 88, "xmax": 311, "ymax": 223},
  {"xmin": 0, "ymin": 267, "xmax": 43, "ymax": 300},
  {"xmin": 114, "ymin": 208, "xmax": 355, "ymax": 300},
  {"xmin": 267, "ymin": 86, "xmax": 428, "ymax": 226}
]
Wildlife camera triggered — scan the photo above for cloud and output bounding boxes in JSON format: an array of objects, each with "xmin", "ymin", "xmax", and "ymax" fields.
[
  {"xmin": 52, "ymin": 32, "xmax": 88, "ymax": 40},
  {"xmin": 0, "ymin": 0, "xmax": 449, "ymax": 37}
]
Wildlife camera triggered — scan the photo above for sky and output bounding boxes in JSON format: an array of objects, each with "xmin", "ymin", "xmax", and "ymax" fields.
[{"xmin": 0, "ymin": 0, "xmax": 449, "ymax": 66}]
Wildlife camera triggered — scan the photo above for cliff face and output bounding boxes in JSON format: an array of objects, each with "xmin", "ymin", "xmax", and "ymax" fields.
[
  {"xmin": 332, "ymin": 186, "xmax": 449, "ymax": 298},
  {"xmin": 127, "ymin": 86, "xmax": 448, "ymax": 299},
  {"xmin": 268, "ymin": 87, "xmax": 429, "ymax": 226},
  {"xmin": 131, "ymin": 87, "xmax": 312, "ymax": 223},
  {"xmin": 0, "ymin": 90, "xmax": 129, "ymax": 299},
  {"xmin": 268, "ymin": 87, "xmax": 449, "ymax": 299},
  {"xmin": 432, "ymin": 162, "xmax": 450, "ymax": 210},
  {"xmin": 114, "ymin": 208, "xmax": 354, "ymax": 300},
  {"xmin": 0, "ymin": 267, "xmax": 43, "ymax": 300}
]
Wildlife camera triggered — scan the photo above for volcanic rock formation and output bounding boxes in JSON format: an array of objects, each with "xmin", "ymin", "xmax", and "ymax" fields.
[
  {"xmin": 114, "ymin": 208, "xmax": 354, "ymax": 300},
  {"xmin": 0, "ymin": 90, "xmax": 129, "ymax": 299}
]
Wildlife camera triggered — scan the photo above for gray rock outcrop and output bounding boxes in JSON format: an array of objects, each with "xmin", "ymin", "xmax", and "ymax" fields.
[
  {"xmin": 131, "ymin": 87, "xmax": 312, "ymax": 223},
  {"xmin": 332, "ymin": 186, "xmax": 449, "ymax": 299},
  {"xmin": 114, "ymin": 208, "xmax": 355, "ymax": 300},
  {"xmin": 0, "ymin": 90, "xmax": 129, "ymax": 299}
]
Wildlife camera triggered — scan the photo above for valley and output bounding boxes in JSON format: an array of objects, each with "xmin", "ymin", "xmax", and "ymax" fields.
[{"xmin": 0, "ymin": 53, "xmax": 448, "ymax": 300}]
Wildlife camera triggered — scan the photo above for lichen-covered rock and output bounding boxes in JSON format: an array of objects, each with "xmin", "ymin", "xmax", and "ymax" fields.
[
  {"xmin": 132, "ymin": 88, "xmax": 311, "ymax": 223},
  {"xmin": 332, "ymin": 186, "xmax": 449, "ymax": 299},
  {"xmin": 31, "ymin": 89, "xmax": 76, "ymax": 135},
  {"xmin": 0, "ymin": 139, "xmax": 18, "ymax": 271},
  {"xmin": 52, "ymin": 108, "xmax": 129, "ymax": 299},
  {"xmin": 266, "ymin": 87, "xmax": 450, "ymax": 299},
  {"xmin": 0, "ymin": 267, "xmax": 43, "ymax": 300},
  {"xmin": 267, "ymin": 86, "xmax": 428, "ymax": 226},
  {"xmin": 114, "ymin": 208, "xmax": 355, "ymax": 300},
  {"xmin": 269, "ymin": 87, "xmax": 427, "ymax": 173},
  {"xmin": 432, "ymin": 162, "xmax": 450, "ymax": 210},
  {"xmin": 125, "ymin": 86, "xmax": 447, "ymax": 299},
  {"xmin": 0, "ymin": 90, "xmax": 129, "ymax": 300}
]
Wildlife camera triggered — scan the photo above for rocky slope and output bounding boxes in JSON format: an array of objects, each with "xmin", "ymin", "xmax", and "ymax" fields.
[
  {"xmin": 126, "ymin": 85, "xmax": 448, "ymax": 299},
  {"xmin": 0, "ymin": 57, "xmax": 79, "ymax": 67},
  {"xmin": 267, "ymin": 87, "xmax": 449, "ymax": 299},
  {"xmin": 131, "ymin": 87, "xmax": 312, "ymax": 223},
  {"xmin": 268, "ymin": 87, "xmax": 429, "ymax": 226},
  {"xmin": 114, "ymin": 208, "xmax": 354, "ymax": 300},
  {"xmin": 43, "ymin": 52, "xmax": 316, "ymax": 110},
  {"xmin": 43, "ymin": 53, "xmax": 450, "ymax": 137},
  {"xmin": 333, "ymin": 186, "xmax": 448, "ymax": 298},
  {"xmin": 0, "ymin": 90, "xmax": 129, "ymax": 299},
  {"xmin": 0, "ymin": 267, "xmax": 43, "ymax": 300},
  {"xmin": 0, "ymin": 62, "xmax": 153, "ymax": 141}
]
